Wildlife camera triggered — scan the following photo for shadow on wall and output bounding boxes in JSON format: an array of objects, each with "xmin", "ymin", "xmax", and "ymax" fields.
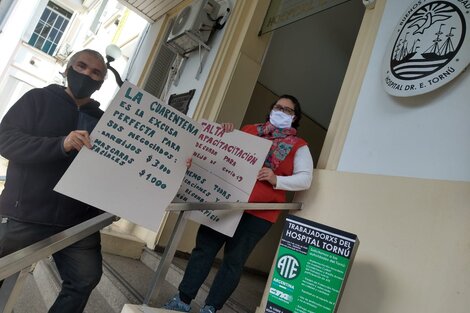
[{"xmin": 338, "ymin": 261, "xmax": 385, "ymax": 313}]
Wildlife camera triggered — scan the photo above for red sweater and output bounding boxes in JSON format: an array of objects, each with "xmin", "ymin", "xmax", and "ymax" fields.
[{"xmin": 242, "ymin": 124, "xmax": 307, "ymax": 223}]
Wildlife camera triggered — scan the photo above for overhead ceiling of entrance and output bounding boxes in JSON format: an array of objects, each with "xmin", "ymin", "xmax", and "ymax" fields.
[
  {"xmin": 120, "ymin": 0, "xmax": 365, "ymax": 130},
  {"xmin": 117, "ymin": 0, "xmax": 183, "ymax": 22}
]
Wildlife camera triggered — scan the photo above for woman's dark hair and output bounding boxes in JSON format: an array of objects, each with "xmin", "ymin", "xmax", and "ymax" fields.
[{"xmin": 266, "ymin": 94, "xmax": 302, "ymax": 129}]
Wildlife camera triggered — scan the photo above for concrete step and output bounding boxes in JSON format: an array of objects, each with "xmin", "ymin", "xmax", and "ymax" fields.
[
  {"xmin": 121, "ymin": 304, "xmax": 177, "ymax": 313},
  {"xmin": 18, "ymin": 253, "xmax": 189, "ymax": 313},
  {"xmin": 139, "ymin": 248, "xmax": 267, "ymax": 313},
  {"xmin": 11, "ymin": 248, "xmax": 266, "ymax": 313},
  {"xmin": 13, "ymin": 271, "xmax": 48, "ymax": 313},
  {"xmin": 24, "ymin": 258, "xmax": 132, "ymax": 313},
  {"xmin": 101, "ymin": 227, "xmax": 146, "ymax": 260}
]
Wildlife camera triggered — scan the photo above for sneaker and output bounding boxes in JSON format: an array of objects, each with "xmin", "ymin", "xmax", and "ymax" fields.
[
  {"xmin": 199, "ymin": 305, "xmax": 216, "ymax": 313},
  {"xmin": 163, "ymin": 294, "xmax": 191, "ymax": 312}
]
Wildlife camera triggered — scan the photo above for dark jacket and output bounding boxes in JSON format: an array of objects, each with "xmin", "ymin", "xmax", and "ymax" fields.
[{"xmin": 0, "ymin": 84, "xmax": 103, "ymax": 227}]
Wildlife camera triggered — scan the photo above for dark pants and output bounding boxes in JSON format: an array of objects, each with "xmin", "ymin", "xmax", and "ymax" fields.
[
  {"xmin": 179, "ymin": 213, "xmax": 272, "ymax": 310},
  {"xmin": 0, "ymin": 218, "xmax": 102, "ymax": 313}
]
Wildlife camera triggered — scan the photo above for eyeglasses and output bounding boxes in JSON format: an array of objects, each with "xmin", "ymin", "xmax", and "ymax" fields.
[{"xmin": 272, "ymin": 104, "xmax": 295, "ymax": 116}]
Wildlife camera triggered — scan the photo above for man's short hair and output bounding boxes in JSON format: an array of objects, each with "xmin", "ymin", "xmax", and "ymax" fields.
[{"xmin": 67, "ymin": 49, "xmax": 108, "ymax": 79}]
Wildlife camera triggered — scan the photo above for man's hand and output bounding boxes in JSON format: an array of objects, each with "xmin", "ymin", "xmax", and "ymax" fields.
[
  {"xmin": 64, "ymin": 130, "xmax": 92, "ymax": 152},
  {"xmin": 186, "ymin": 158, "xmax": 192, "ymax": 169},
  {"xmin": 257, "ymin": 167, "xmax": 277, "ymax": 186}
]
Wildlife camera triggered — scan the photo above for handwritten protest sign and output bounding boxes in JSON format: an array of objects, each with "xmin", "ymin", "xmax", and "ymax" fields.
[
  {"xmin": 174, "ymin": 120, "xmax": 272, "ymax": 236},
  {"xmin": 55, "ymin": 81, "xmax": 201, "ymax": 230}
]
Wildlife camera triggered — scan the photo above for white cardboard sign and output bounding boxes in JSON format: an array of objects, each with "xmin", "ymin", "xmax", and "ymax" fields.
[
  {"xmin": 55, "ymin": 82, "xmax": 201, "ymax": 230},
  {"xmin": 174, "ymin": 120, "xmax": 272, "ymax": 236}
]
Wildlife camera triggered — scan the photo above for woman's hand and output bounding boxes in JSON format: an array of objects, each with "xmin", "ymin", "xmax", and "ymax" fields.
[
  {"xmin": 220, "ymin": 122, "xmax": 234, "ymax": 133},
  {"xmin": 257, "ymin": 167, "xmax": 277, "ymax": 186}
]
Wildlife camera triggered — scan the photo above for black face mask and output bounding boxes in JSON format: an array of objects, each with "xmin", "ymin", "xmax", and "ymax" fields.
[{"xmin": 67, "ymin": 67, "xmax": 103, "ymax": 99}]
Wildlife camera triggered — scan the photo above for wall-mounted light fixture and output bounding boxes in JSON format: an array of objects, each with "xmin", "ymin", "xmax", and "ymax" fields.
[
  {"xmin": 105, "ymin": 44, "xmax": 123, "ymax": 87},
  {"xmin": 362, "ymin": 0, "xmax": 376, "ymax": 10}
]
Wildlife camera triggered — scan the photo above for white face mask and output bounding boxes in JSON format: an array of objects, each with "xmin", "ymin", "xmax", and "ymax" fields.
[{"xmin": 270, "ymin": 110, "xmax": 294, "ymax": 129}]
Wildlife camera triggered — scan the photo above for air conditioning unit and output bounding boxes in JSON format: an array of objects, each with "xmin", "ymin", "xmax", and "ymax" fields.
[{"xmin": 166, "ymin": 0, "xmax": 220, "ymax": 55}]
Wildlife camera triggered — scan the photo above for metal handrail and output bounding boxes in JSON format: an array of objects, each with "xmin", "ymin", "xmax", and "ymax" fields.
[
  {"xmin": 0, "ymin": 202, "xmax": 302, "ymax": 312},
  {"xmin": 0, "ymin": 213, "xmax": 115, "ymax": 281},
  {"xmin": 0, "ymin": 213, "xmax": 115, "ymax": 313},
  {"xmin": 165, "ymin": 202, "xmax": 302, "ymax": 212},
  {"xmin": 142, "ymin": 202, "xmax": 302, "ymax": 305}
]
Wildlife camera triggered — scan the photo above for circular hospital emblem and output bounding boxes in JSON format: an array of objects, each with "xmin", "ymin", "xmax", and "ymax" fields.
[{"xmin": 382, "ymin": 0, "xmax": 469, "ymax": 96}]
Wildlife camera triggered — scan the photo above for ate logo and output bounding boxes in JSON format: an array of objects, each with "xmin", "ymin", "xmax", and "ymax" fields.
[
  {"xmin": 382, "ymin": 0, "xmax": 469, "ymax": 96},
  {"xmin": 276, "ymin": 254, "xmax": 300, "ymax": 280}
]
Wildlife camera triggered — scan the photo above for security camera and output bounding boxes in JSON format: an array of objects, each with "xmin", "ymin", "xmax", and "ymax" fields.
[{"xmin": 362, "ymin": 0, "xmax": 376, "ymax": 9}]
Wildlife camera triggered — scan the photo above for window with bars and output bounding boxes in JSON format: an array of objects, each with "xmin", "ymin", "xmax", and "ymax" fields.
[{"xmin": 27, "ymin": 1, "xmax": 72, "ymax": 56}]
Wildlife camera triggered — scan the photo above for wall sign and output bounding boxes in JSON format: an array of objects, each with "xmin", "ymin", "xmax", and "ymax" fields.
[
  {"xmin": 266, "ymin": 215, "xmax": 359, "ymax": 313},
  {"xmin": 55, "ymin": 82, "xmax": 201, "ymax": 230},
  {"xmin": 382, "ymin": 0, "xmax": 469, "ymax": 96}
]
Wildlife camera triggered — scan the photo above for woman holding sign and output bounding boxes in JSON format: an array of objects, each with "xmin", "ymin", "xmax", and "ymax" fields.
[{"xmin": 164, "ymin": 95, "xmax": 313, "ymax": 313}]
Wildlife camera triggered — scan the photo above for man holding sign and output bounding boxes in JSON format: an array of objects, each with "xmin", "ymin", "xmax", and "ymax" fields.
[
  {"xmin": 164, "ymin": 95, "xmax": 314, "ymax": 313},
  {"xmin": 0, "ymin": 49, "xmax": 107, "ymax": 313}
]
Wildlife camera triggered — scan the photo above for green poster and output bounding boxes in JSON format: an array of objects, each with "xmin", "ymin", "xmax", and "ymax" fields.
[{"xmin": 266, "ymin": 215, "xmax": 359, "ymax": 313}]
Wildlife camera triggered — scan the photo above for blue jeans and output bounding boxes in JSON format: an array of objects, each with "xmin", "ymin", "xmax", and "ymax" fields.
[
  {"xmin": 179, "ymin": 213, "xmax": 272, "ymax": 310},
  {"xmin": 0, "ymin": 218, "xmax": 102, "ymax": 313}
]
